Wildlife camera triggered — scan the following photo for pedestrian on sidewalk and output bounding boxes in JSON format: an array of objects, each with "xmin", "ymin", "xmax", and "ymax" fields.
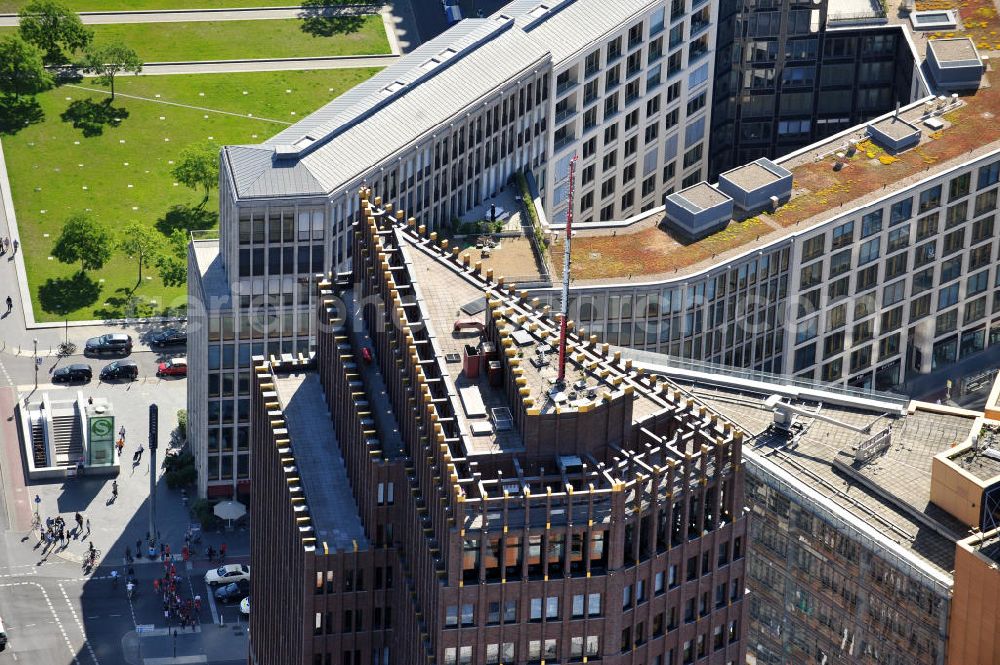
[
  {"xmin": 115, "ymin": 439, "xmax": 124, "ymax": 457},
  {"xmin": 219, "ymin": 542, "xmax": 227, "ymax": 561},
  {"xmin": 86, "ymin": 518, "xmax": 90, "ymax": 535},
  {"xmin": 119, "ymin": 425, "xmax": 126, "ymax": 440},
  {"xmin": 153, "ymin": 578, "xmax": 160, "ymax": 594},
  {"xmin": 0, "ymin": 238, "xmax": 6, "ymax": 255},
  {"xmin": 5, "ymin": 296, "xmax": 11, "ymax": 314},
  {"xmin": 111, "ymin": 480, "xmax": 118, "ymax": 501},
  {"xmin": 75, "ymin": 512, "xmax": 83, "ymax": 532},
  {"xmin": 12, "ymin": 239, "xmax": 17, "ymax": 255}
]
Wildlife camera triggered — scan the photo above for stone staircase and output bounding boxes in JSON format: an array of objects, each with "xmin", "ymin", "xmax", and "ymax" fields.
[
  {"xmin": 52, "ymin": 413, "xmax": 82, "ymax": 467},
  {"xmin": 29, "ymin": 415, "xmax": 47, "ymax": 468}
]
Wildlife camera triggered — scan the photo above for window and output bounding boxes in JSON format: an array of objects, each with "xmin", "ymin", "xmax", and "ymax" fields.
[
  {"xmin": 968, "ymin": 270, "xmax": 989, "ymax": 296},
  {"xmin": 858, "ymin": 238, "xmax": 880, "ymax": 265},
  {"xmin": 794, "ymin": 343, "xmax": 816, "ymax": 372},
  {"xmin": 850, "ymin": 346, "xmax": 872, "ymax": 373},
  {"xmin": 979, "ymin": 161, "xmax": 1000, "ymax": 188},
  {"xmin": 937, "ymin": 309, "xmax": 958, "ymax": 335},
  {"xmin": 970, "ymin": 243, "xmax": 992, "ymax": 270},
  {"xmin": 802, "ymin": 235, "xmax": 825, "ymax": 261},
  {"xmin": 607, "ymin": 36, "xmax": 622, "ymax": 61},
  {"xmin": 828, "ymin": 303, "xmax": 847, "ymax": 329},
  {"xmin": 588, "ymin": 593, "xmax": 602, "ymax": 616},
  {"xmin": 822, "ymin": 358, "xmax": 843, "ymax": 382},
  {"xmin": 832, "ymin": 221, "xmax": 854, "ymax": 248},
  {"xmin": 582, "ymin": 137, "xmax": 597, "ymax": 159},
  {"xmin": 913, "ymin": 266, "xmax": 934, "ymax": 294},
  {"xmin": 910, "ymin": 294, "xmax": 931, "ymax": 320},
  {"xmin": 546, "ymin": 596, "xmax": 559, "ymax": 619},
  {"xmin": 941, "ymin": 256, "xmax": 963, "ymax": 283},
  {"xmin": 796, "ymin": 317, "xmax": 818, "ymax": 344},
  {"xmin": 914, "ymin": 240, "xmax": 936, "ymax": 267},
  {"xmin": 624, "ymin": 136, "xmax": 638, "ymax": 157},
  {"xmin": 829, "ymin": 249, "xmax": 851, "ymax": 277},
  {"xmin": 887, "ymin": 225, "xmax": 909, "ymax": 252},
  {"xmin": 530, "ymin": 597, "xmax": 543, "ymax": 621},
  {"xmin": 881, "ymin": 306, "xmax": 902, "ymax": 333},
  {"xmin": 916, "ymin": 212, "xmax": 940, "ymax": 240},
  {"xmin": 601, "ymin": 177, "xmax": 616, "ymax": 200},
  {"xmin": 829, "ymin": 276, "xmax": 849, "ymax": 301},
  {"xmin": 884, "ymin": 252, "xmax": 907, "ymax": 280},
  {"xmin": 973, "ymin": 216, "xmax": 994, "ymax": 242},
  {"xmin": 946, "ymin": 201, "xmax": 968, "ymax": 228},
  {"xmin": 573, "ymin": 594, "xmax": 585, "ymax": 618},
  {"xmin": 861, "ymin": 210, "xmax": 883, "ymax": 238},
  {"xmin": 950, "ymin": 172, "xmax": 971, "ymax": 199},
  {"xmin": 800, "ymin": 262, "xmax": 822, "ymax": 289},
  {"xmin": 939, "ymin": 283, "xmax": 960, "ymax": 309},
  {"xmin": 975, "ymin": 188, "xmax": 997, "ymax": 217},
  {"xmin": 460, "ymin": 604, "xmax": 474, "ymax": 626},
  {"xmin": 857, "ymin": 264, "xmax": 878, "ymax": 292},
  {"xmin": 965, "ymin": 297, "xmax": 987, "ymax": 324},
  {"xmin": 854, "ymin": 319, "xmax": 874, "ymax": 344},
  {"xmin": 686, "ymin": 91, "xmax": 707, "ymax": 115},
  {"xmin": 943, "ymin": 228, "xmax": 965, "ymax": 255},
  {"xmin": 917, "ymin": 186, "xmax": 940, "ymax": 214},
  {"xmin": 883, "ymin": 281, "xmax": 905, "ymax": 306},
  {"xmin": 824, "ymin": 331, "xmax": 845, "ymax": 358},
  {"xmin": 683, "ymin": 144, "xmax": 703, "ymax": 169}
]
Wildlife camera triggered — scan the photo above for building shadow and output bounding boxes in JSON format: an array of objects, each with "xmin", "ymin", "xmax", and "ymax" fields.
[{"xmin": 60, "ymin": 99, "xmax": 129, "ymax": 138}]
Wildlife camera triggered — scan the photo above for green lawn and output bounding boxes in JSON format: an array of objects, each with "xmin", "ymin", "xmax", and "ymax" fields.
[
  {"xmin": 0, "ymin": 0, "xmax": 299, "ymax": 12},
  {"xmin": 0, "ymin": 15, "xmax": 389, "ymax": 62},
  {"xmin": 2, "ymin": 68, "xmax": 381, "ymax": 322}
]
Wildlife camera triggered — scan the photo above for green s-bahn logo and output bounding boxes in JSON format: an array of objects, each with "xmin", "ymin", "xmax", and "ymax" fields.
[{"xmin": 90, "ymin": 417, "xmax": 114, "ymax": 439}]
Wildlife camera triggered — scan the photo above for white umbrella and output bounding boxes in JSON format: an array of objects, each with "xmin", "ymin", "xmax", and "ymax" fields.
[{"xmin": 214, "ymin": 500, "xmax": 247, "ymax": 521}]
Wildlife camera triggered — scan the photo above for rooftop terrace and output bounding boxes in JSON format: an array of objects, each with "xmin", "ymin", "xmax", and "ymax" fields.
[
  {"xmin": 556, "ymin": 82, "xmax": 1000, "ymax": 283},
  {"xmin": 269, "ymin": 365, "xmax": 368, "ymax": 552}
]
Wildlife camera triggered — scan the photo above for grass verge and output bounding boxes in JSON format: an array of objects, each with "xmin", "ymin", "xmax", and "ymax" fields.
[
  {"xmin": 2, "ymin": 67, "xmax": 381, "ymax": 322},
  {"xmin": 0, "ymin": 15, "xmax": 389, "ymax": 62},
  {"xmin": 0, "ymin": 0, "xmax": 298, "ymax": 12}
]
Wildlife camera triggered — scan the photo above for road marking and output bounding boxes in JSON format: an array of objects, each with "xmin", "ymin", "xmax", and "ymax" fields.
[
  {"xmin": 206, "ymin": 582, "xmax": 220, "ymax": 626},
  {"xmin": 0, "ymin": 581, "xmax": 79, "ymax": 664},
  {"xmin": 58, "ymin": 581, "xmax": 100, "ymax": 665}
]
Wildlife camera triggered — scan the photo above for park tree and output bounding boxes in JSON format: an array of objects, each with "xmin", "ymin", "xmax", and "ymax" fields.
[
  {"xmin": 118, "ymin": 221, "xmax": 158, "ymax": 288},
  {"xmin": 155, "ymin": 229, "xmax": 188, "ymax": 287},
  {"xmin": 172, "ymin": 141, "xmax": 219, "ymax": 204},
  {"xmin": 52, "ymin": 212, "xmax": 114, "ymax": 272},
  {"xmin": 0, "ymin": 35, "xmax": 52, "ymax": 100},
  {"xmin": 84, "ymin": 41, "xmax": 142, "ymax": 101},
  {"xmin": 18, "ymin": 0, "xmax": 93, "ymax": 65}
]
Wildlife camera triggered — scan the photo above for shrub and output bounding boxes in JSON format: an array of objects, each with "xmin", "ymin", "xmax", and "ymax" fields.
[
  {"xmin": 163, "ymin": 451, "xmax": 196, "ymax": 489},
  {"xmin": 191, "ymin": 498, "xmax": 223, "ymax": 531},
  {"xmin": 176, "ymin": 409, "xmax": 188, "ymax": 441}
]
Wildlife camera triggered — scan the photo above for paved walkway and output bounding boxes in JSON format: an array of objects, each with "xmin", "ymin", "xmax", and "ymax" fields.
[
  {"xmin": 0, "ymin": 5, "xmax": 366, "ymax": 25},
  {"xmin": 137, "ymin": 53, "xmax": 399, "ymax": 75}
]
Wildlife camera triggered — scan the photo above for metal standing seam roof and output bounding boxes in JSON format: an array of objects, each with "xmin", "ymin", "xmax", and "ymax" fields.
[{"xmin": 223, "ymin": 0, "xmax": 664, "ymax": 200}]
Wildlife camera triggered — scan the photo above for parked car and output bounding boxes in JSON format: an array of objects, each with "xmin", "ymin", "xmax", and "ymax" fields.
[
  {"xmin": 157, "ymin": 357, "xmax": 187, "ymax": 377},
  {"xmin": 84, "ymin": 333, "xmax": 133, "ymax": 356},
  {"xmin": 149, "ymin": 328, "xmax": 186, "ymax": 348},
  {"xmin": 100, "ymin": 360, "xmax": 139, "ymax": 381},
  {"xmin": 52, "ymin": 364, "xmax": 92, "ymax": 384},
  {"xmin": 205, "ymin": 564, "xmax": 250, "ymax": 587},
  {"xmin": 214, "ymin": 580, "xmax": 250, "ymax": 604}
]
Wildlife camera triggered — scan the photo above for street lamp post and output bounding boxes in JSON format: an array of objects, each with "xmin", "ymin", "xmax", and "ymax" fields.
[{"xmin": 33, "ymin": 338, "xmax": 38, "ymax": 390}]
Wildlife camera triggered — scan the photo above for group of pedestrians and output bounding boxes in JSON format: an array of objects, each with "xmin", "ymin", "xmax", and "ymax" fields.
[
  {"xmin": 153, "ymin": 557, "xmax": 201, "ymax": 630},
  {"xmin": 0, "ymin": 236, "xmax": 17, "ymax": 256},
  {"xmin": 38, "ymin": 512, "xmax": 89, "ymax": 551}
]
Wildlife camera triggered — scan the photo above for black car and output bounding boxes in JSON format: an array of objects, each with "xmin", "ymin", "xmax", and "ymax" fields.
[
  {"xmin": 214, "ymin": 580, "xmax": 250, "ymax": 604},
  {"xmin": 85, "ymin": 333, "xmax": 133, "ymax": 356},
  {"xmin": 100, "ymin": 360, "xmax": 139, "ymax": 381},
  {"xmin": 52, "ymin": 364, "xmax": 92, "ymax": 383},
  {"xmin": 149, "ymin": 328, "xmax": 186, "ymax": 348}
]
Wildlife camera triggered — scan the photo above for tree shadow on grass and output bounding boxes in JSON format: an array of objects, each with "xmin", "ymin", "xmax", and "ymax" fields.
[
  {"xmin": 60, "ymin": 99, "xmax": 129, "ymax": 138},
  {"xmin": 298, "ymin": 0, "xmax": 374, "ymax": 36},
  {"xmin": 155, "ymin": 204, "xmax": 218, "ymax": 236},
  {"xmin": 0, "ymin": 97, "xmax": 45, "ymax": 136},
  {"xmin": 38, "ymin": 272, "xmax": 102, "ymax": 317},
  {"xmin": 93, "ymin": 288, "xmax": 157, "ymax": 320}
]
